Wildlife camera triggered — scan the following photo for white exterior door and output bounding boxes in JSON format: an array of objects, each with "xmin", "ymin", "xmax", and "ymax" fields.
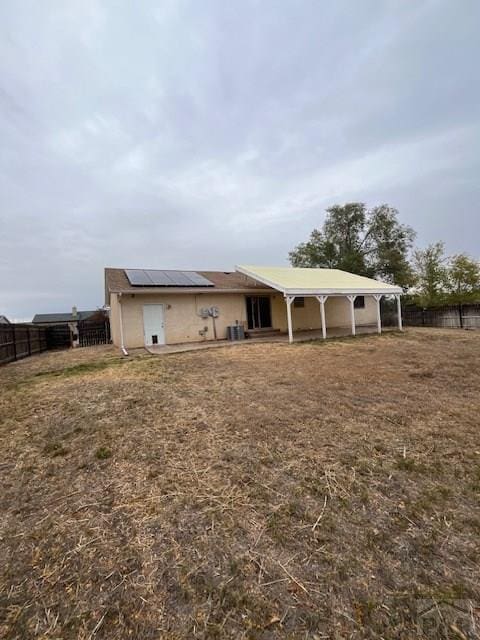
[{"xmin": 143, "ymin": 304, "xmax": 165, "ymax": 346}]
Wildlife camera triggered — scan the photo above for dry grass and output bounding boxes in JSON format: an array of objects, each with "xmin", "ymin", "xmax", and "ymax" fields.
[{"xmin": 0, "ymin": 328, "xmax": 479, "ymax": 639}]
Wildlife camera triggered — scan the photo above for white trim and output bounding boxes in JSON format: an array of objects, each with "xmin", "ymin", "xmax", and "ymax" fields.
[
  {"xmin": 346, "ymin": 295, "xmax": 357, "ymax": 336},
  {"xmin": 110, "ymin": 287, "xmax": 274, "ymax": 296},
  {"xmin": 283, "ymin": 287, "xmax": 402, "ymax": 295},
  {"xmin": 396, "ymin": 294, "xmax": 403, "ymax": 331},
  {"xmin": 373, "ymin": 294, "xmax": 383, "ymax": 334},
  {"xmin": 114, "ymin": 286, "xmax": 401, "ymax": 296},
  {"xmin": 286, "ymin": 296, "xmax": 295, "ymax": 344},
  {"xmin": 315, "ymin": 295, "xmax": 328, "ymax": 339}
]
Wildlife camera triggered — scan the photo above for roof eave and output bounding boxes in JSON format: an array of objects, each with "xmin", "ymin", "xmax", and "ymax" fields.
[
  {"xmin": 111, "ymin": 287, "xmax": 275, "ymax": 295},
  {"xmin": 283, "ymin": 287, "xmax": 403, "ymax": 296}
]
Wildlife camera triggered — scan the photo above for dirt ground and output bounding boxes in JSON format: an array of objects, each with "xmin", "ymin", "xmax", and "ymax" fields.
[{"xmin": 0, "ymin": 328, "xmax": 479, "ymax": 639}]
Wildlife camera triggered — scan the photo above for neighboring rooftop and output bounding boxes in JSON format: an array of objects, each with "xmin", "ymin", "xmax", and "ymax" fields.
[
  {"xmin": 236, "ymin": 265, "xmax": 403, "ymax": 294},
  {"xmin": 32, "ymin": 310, "xmax": 97, "ymax": 324},
  {"xmin": 0, "ymin": 315, "xmax": 10, "ymax": 324}
]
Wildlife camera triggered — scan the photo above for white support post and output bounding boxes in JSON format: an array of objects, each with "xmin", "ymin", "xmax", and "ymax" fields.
[
  {"xmin": 286, "ymin": 296, "xmax": 295, "ymax": 343},
  {"xmin": 373, "ymin": 294, "xmax": 383, "ymax": 334},
  {"xmin": 315, "ymin": 295, "xmax": 328, "ymax": 339},
  {"xmin": 396, "ymin": 294, "xmax": 403, "ymax": 331},
  {"xmin": 347, "ymin": 295, "xmax": 357, "ymax": 336}
]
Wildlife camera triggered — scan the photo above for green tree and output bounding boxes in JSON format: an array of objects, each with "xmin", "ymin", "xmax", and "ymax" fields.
[
  {"xmin": 289, "ymin": 203, "xmax": 415, "ymax": 287},
  {"xmin": 447, "ymin": 253, "xmax": 480, "ymax": 302},
  {"xmin": 412, "ymin": 242, "xmax": 448, "ymax": 306}
]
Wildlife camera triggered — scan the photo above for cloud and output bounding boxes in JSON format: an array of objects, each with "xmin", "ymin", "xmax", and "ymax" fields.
[{"xmin": 0, "ymin": 0, "xmax": 479, "ymax": 318}]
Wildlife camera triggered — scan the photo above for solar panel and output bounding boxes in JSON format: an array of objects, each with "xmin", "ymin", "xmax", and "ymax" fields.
[
  {"xmin": 125, "ymin": 269, "xmax": 154, "ymax": 285},
  {"xmin": 186, "ymin": 271, "xmax": 215, "ymax": 286},
  {"xmin": 173, "ymin": 271, "xmax": 199, "ymax": 286},
  {"xmin": 124, "ymin": 269, "xmax": 214, "ymax": 287},
  {"xmin": 146, "ymin": 270, "xmax": 192, "ymax": 286},
  {"xmin": 144, "ymin": 270, "xmax": 173, "ymax": 286}
]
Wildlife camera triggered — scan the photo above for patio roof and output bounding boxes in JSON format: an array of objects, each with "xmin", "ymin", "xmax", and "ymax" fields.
[{"xmin": 235, "ymin": 265, "xmax": 403, "ymax": 296}]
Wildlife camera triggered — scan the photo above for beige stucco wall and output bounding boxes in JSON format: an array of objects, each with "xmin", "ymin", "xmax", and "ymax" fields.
[
  {"xmin": 110, "ymin": 292, "xmax": 249, "ymax": 348},
  {"xmin": 271, "ymin": 294, "xmax": 321, "ymax": 331},
  {"xmin": 109, "ymin": 291, "xmax": 378, "ymax": 348},
  {"xmin": 271, "ymin": 294, "xmax": 377, "ymax": 332},
  {"xmin": 325, "ymin": 295, "xmax": 378, "ymax": 328}
]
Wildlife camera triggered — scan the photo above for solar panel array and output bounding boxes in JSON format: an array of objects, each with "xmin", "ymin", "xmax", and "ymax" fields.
[{"xmin": 125, "ymin": 269, "xmax": 214, "ymax": 287}]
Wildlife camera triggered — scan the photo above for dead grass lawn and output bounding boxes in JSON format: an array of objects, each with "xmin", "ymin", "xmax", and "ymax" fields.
[{"xmin": 0, "ymin": 329, "xmax": 479, "ymax": 639}]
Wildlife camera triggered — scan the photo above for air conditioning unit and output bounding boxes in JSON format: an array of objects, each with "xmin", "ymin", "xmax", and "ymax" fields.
[{"xmin": 227, "ymin": 325, "xmax": 245, "ymax": 341}]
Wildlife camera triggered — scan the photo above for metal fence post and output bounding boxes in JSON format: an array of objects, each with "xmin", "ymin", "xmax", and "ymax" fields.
[{"xmin": 459, "ymin": 304, "xmax": 463, "ymax": 329}]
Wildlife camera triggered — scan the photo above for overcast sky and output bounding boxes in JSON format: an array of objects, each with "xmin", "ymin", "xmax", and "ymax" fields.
[{"xmin": 1, "ymin": 1, "xmax": 479, "ymax": 319}]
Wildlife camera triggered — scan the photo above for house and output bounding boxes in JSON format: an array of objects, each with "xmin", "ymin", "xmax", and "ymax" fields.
[
  {"xmin": 32, "ymin": 307, "xmax": 98, "ymax": 326},
  {"xmin": 0, "ymin": 315, "xmax": 10, "ymax": 324},
  {"xmin": 32, "ymin": 307, "xmax": 106, "ymax": 347},
  {"xmin": 105, "ymin": 265, "xmax": 403, "ymax": 350}
]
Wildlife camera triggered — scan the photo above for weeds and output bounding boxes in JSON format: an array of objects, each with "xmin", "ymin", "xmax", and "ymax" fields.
[
  {"xmin": 396, "ymin": 457, "xmax": 416, "ymax": 471},
  {"xmin": 95, "ymin": 446, "xmax": 112, "ymax": 460},
  {"xmin": 0, "ymin": 328, "xmax": 479, "ymax": 639},
  {"xmin": 43, "ymin": 442, "xmax": 69, "ymax": 457}
]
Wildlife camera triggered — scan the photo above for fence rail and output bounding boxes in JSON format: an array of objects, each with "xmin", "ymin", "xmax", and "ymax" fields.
[
  {"xmin": 380, "ymin": 301, "xmax": 480, "ymax": 329},
  {"xmin": 0, "ymin": 316, "xmax": 111, "ymax": 366},
  {"xmin": 402, "ymin": 303, "xmax": 480, "ymax": 329},
  {"xmin": 0, "ymin": 324, "xmax": 48, "ymax": 365},
  {"xmin": 78, "ymin": 321, "xmax": 111, "ymax": 347}
]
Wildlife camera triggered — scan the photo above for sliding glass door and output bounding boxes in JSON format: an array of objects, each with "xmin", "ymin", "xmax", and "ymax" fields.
[{"xmin": 246, "ymin": 296, "xmax": 272, "ymax": 330}]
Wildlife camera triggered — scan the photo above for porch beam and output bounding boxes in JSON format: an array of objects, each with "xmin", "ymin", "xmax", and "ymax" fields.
[
  {"xmin": 396, "ymin": 294, "xmax": 403, "ymax": 331},
  {"xmin": 315, "ymin": 295, "xmax": 328, "ymax": 339},
  {"xmin": 346, "ymin": 295, "xmax": 357, "ymax": 336},
  {"xmin": 286, "ymin": 296, "xmax": 295, "ymax": 344},
  {"xmin": 373, "ymin": 294, "xmax": 383, "ymax": 334}
]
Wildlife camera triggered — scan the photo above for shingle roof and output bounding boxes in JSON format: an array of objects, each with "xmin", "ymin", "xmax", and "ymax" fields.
[
  {"xmin": 104, "ymin": 268, "xmax": 272, "ymax": 300},
  {"xmin": 32, "ymin": 310, "xmax": 97, "ymax": 324}
]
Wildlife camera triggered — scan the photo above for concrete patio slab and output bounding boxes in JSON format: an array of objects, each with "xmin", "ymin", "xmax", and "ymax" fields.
[{"xmin": 145, "ymin": 324, "xmax": 395, "ymax": 355}]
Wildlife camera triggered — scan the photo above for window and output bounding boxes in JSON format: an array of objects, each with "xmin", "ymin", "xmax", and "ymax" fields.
[
  {"xmin": 354, "ymin": 296, "xmax": 365, "ymax": 309},
  {"xmin": 294, "ymin": 297, "xmax": 305, "ymax": 308}
]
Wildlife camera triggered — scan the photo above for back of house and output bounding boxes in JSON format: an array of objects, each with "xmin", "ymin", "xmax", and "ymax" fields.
[{"xmin": 105, "ymin": 266, "xmax": 402, "ymax": 349}]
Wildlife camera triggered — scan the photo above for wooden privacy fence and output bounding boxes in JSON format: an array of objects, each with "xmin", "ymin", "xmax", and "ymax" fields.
[
  {"xmin": 402, "ymin": 303, "xmax": 480, "ymax": 329},
  {"xmin": 381, "ymin": 300, "xmax": 480, "ymax": 329},
  {"xmin": 46, "ymin": 325, "xmax": 73, "ymax": 350},
  {"xmin": 0, "ymin": 324, "xmax": 48, "ymax": 365},
  {"xmin": 0, "ymin": 317, "xmax": 111, "ymax": 366}
]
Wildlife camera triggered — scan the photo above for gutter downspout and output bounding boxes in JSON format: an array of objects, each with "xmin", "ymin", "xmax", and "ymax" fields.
[{"xmin": 118, "ymin": 294, "xmax": 128, "ymax": 356}]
